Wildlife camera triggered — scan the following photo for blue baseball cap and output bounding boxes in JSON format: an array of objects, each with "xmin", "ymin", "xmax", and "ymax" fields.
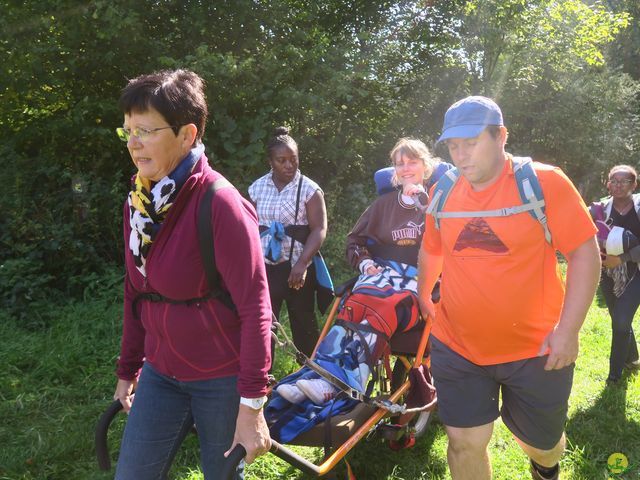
[{"xmin": 437, "ymin": 96, "xmax": 503, "ymax": 143}]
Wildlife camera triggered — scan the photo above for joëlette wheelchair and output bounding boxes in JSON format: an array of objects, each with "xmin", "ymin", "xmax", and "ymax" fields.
[
  {"xmin": 95, "ymin": 275, "xmax": 438, "ymax": 479},
  {"xmin": 95, "ymin": 166, "xmax": 442, "ymax": 478}
]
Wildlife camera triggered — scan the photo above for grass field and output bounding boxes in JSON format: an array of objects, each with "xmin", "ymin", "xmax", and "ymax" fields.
[{"xmin": 1, "ymin": 270, "xmax": 638, "ymax": 480}]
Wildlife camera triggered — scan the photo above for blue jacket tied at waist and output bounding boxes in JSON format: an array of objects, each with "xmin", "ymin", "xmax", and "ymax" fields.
[{"xmin": 260, "ymin": 221, "xmax": 286, "ymax": 262}]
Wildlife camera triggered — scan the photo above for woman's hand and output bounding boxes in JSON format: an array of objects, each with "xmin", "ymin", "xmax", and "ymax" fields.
[
  {"xmin": 365, "ymin": 265, "xmax": 382, "ymax": 275},
  {"xmin": 114, "ymin": 378, "xmax": 136, "ymax": 413},
  {"xmin": 359, "ymin": 258, "xmax": 382, "ymax": 276},
  {"xmin": 288, "ymin": 261, "xmax": 308, "ymax": 290},
  {"xmin": 603, "ymin": 254, "xmax": 622, "ymax": 269},
  {"xmin": 402, "ymin": 183, "xmax": 425, "ymax": 197},
  {"xmin": 225, "ymin": 405, "xmax": 271, "ymax": 464}
]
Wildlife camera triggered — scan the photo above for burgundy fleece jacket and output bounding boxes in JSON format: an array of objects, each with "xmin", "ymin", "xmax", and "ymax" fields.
[{"xmin": 116, "ymin": 155, "xmax": 272, "ymax": 397}]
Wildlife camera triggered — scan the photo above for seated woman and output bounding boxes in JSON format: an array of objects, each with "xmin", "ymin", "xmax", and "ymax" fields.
[{"xmin": 266, "ymin": 138, "xmax": 446, "ymax": 441}]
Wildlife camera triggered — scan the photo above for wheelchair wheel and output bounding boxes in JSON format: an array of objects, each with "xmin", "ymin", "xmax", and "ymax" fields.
[{"xmin": 389, "ymin": 359, "xmax": 432, "ymax": 439}]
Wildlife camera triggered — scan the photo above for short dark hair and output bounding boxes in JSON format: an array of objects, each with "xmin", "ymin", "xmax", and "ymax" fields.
[
  {"xmin": 267, "ymin": 126, "xmax": 298, "ymax": 158},
  {"xmin": 119, "ymin": 69, "xmax": 208, "ymax": 141}
]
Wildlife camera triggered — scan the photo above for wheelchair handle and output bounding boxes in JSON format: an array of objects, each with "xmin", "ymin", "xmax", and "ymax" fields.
[
  {"xmin": 95, "ymin": 399, "xmax": 124, "ymax": 471},
  {"xmin": 221, "ymin": 444, "xmax": 246, "ymax": 479}
]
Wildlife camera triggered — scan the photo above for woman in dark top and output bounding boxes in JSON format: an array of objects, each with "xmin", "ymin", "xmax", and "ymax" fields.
[{"xmin": 590, "ymin": 165, "xmax": 640, "ymax": 384}]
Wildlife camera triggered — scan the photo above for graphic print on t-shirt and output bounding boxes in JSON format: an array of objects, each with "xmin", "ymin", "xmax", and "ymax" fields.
[
  {"xmin": 392, "ymin": 221, "xmax": 424, "ymax": 245},
  {"xmin": 453, "ymin": 218, "xmax": 508, "ymax": 253}
]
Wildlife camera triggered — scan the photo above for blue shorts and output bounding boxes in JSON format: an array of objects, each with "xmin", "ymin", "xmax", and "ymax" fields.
[{"xmin": 430, "ymin": 337, "xmax": 574, "ymax": 450}]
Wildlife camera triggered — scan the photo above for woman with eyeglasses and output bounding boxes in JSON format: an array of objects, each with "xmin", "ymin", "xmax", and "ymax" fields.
[
  {"xmin": 590, "ymin": 165, "xmax": 640, "ymax": 384},
  {"xmin": 112, "ymin": 69, "xmax": 271, "ymax": 479}
]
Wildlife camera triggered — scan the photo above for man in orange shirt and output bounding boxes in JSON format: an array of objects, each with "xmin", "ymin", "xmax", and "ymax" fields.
[{"xmin": 417, "ymin": 96, "xmax": 600, "ymax": 480}]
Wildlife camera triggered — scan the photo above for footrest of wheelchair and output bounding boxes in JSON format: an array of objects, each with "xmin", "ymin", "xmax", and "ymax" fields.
[{"xmin": 287, "ymin": 402, "xmax": 376, "ymax": 447}]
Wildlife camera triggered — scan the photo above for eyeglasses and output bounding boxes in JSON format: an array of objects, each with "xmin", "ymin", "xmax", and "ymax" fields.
[
  {"xmin": 116, "ymin": 126, "xmax": 177, "ymax": 142},
  {"xmin": 608, "ymin": 178, "xmax": 634, "ymax": 186}
]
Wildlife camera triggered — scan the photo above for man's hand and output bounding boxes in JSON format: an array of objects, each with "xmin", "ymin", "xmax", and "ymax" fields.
[
  {"xmin": 540, "ymin": 237, "xmax": 599, "ymax": 371},
  {"xmin": 224, "ymin": 405, "xmax": 271, "ymax": 464},
  {"xmin": 419, "ymin": 296, "xmax": 436, "ymax": 321},
  {"xmin": 113, "ymin": 378, "xmax": 136, "ymax": 413},
  {"xmin": 537, "ymin": 326, "xmax": 579, "ymax": 371}
]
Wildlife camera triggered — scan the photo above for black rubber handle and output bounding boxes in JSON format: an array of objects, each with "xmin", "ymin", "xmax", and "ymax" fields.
[
  {"xmin": 95, "ymin": 399, "xmax": 124, "ymax": 471},
  {"xmin": 220, "ymin": 444, "xmax": 246, "ymax": 480}
]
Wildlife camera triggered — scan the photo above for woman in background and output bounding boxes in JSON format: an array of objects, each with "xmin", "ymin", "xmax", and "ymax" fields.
[
  {"xmin": 248, "ymin": 127, "xmax": 329, "ymax": 357},
  {"xmin": 590, "ymin": 165, "xmax": 640, "ymax": 384}
]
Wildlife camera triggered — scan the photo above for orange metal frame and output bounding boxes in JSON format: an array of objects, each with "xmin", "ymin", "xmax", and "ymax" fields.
[{"xmin": 270, "ymin": 293, "xmax": 433, "ymax": 477}]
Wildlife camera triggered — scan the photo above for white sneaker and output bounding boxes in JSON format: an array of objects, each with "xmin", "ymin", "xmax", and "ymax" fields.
[
  {"xmin": 296, "ymin": 379, "xmax": 338, "ymax": 405},
  {"xmin": 276, "ymin": 383, "xmax": 306, "ymax": 404}
]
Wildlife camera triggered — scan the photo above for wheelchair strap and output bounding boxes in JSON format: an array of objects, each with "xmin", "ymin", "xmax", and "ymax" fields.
[
  {"xmin": 323, "ymin": 398, "xmax": 339, "ymax": 460},
  {"xmin": 334, "ymin": 318, "xmax": 389, "ymax": 371},
  {"xmin": 303, "ymin": 357, "xmax": 368, "ymax": 403}
]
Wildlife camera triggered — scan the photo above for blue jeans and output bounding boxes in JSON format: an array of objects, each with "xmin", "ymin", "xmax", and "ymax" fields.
[
  {"xmin": 600, "ymin": 270, "xmax": 640, "ymax": 381},
  {"xmin": 115, "ymin": 363, "xmax": 243, "ymax": 480}
]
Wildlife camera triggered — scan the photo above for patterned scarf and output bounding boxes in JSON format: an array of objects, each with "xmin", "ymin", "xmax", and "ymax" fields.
[{"xmin": 128, "ymin": 144, "xmax": 204, "ymax": 276}]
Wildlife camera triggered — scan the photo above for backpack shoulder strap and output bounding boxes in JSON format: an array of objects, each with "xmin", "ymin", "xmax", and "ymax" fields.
[
  {"xmin": 512, "ymin": 157, "xmax": 551, "ymax": 243},
  {"xmin": 426, "ymin": 157, "xmax": 552, "ymax": 243},
  {"xmin": 425, "ymin": 167, "xmax": 460, "ymax": 230},
  {"xmin": 288, "ymin": 175, "xmax": 304, "ymax": 263},
  {"xmin": 198, "ymin": 177, "xmax": 237, "ymax": 312}
]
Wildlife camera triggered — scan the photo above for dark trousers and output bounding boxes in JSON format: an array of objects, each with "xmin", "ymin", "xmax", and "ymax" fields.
[
  {"xmin": 266, "ymin": 262, "xmax": 319, "ymax": 357},
  {"xmin": 600, "ymin": 270, "xmax": 640, "ymax": 381}
]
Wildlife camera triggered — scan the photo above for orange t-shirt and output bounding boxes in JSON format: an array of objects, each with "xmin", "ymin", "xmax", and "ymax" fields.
[{"xmin": 422, "ymin": 158, "xmax": 597, "ymax": 365}]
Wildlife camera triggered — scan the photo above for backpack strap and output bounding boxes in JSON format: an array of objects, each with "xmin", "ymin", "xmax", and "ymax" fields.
[
  {"xmin": 426, "ymin": 157, "xmax": 552, "ymax": 243},
  {"xmin": 288, "ymin": 175, "xmax": 304, "ymax": 264},
  {"xmin": 198, "ymin": 177, "xmax": 237, "ymax": 312},
  {"xmin": 512, "ymin": 157, "xmax": 551, "ymax": 243},
  {"xmin": 425, "ymin": 167, "xmax": 460, "ymax": 231}
]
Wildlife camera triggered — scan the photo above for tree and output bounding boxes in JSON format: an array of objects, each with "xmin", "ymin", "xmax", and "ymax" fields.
[
  {"xmin": 1, "ymin": 0, "xmax": 638, "ymax": 321},
  {"xmin": 430, "ymin": 0, "xmax": 639, "ymax": 197}
]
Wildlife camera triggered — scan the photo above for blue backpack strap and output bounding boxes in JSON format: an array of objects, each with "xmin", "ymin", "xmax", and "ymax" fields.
[
  {"xmin": 425, "ymin": 167, "xmax": 460, "ymax": 230},
  {"xmin": 512, "ymin": 157, "xmax": 552, "ymax": 244},
  {"xmin": 426, "ymin": 158, "xmax": 551, "ymax": 243},
  {"xmin": 425, "ymin": 161, "xmax": 455, "ymax": 189}
]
